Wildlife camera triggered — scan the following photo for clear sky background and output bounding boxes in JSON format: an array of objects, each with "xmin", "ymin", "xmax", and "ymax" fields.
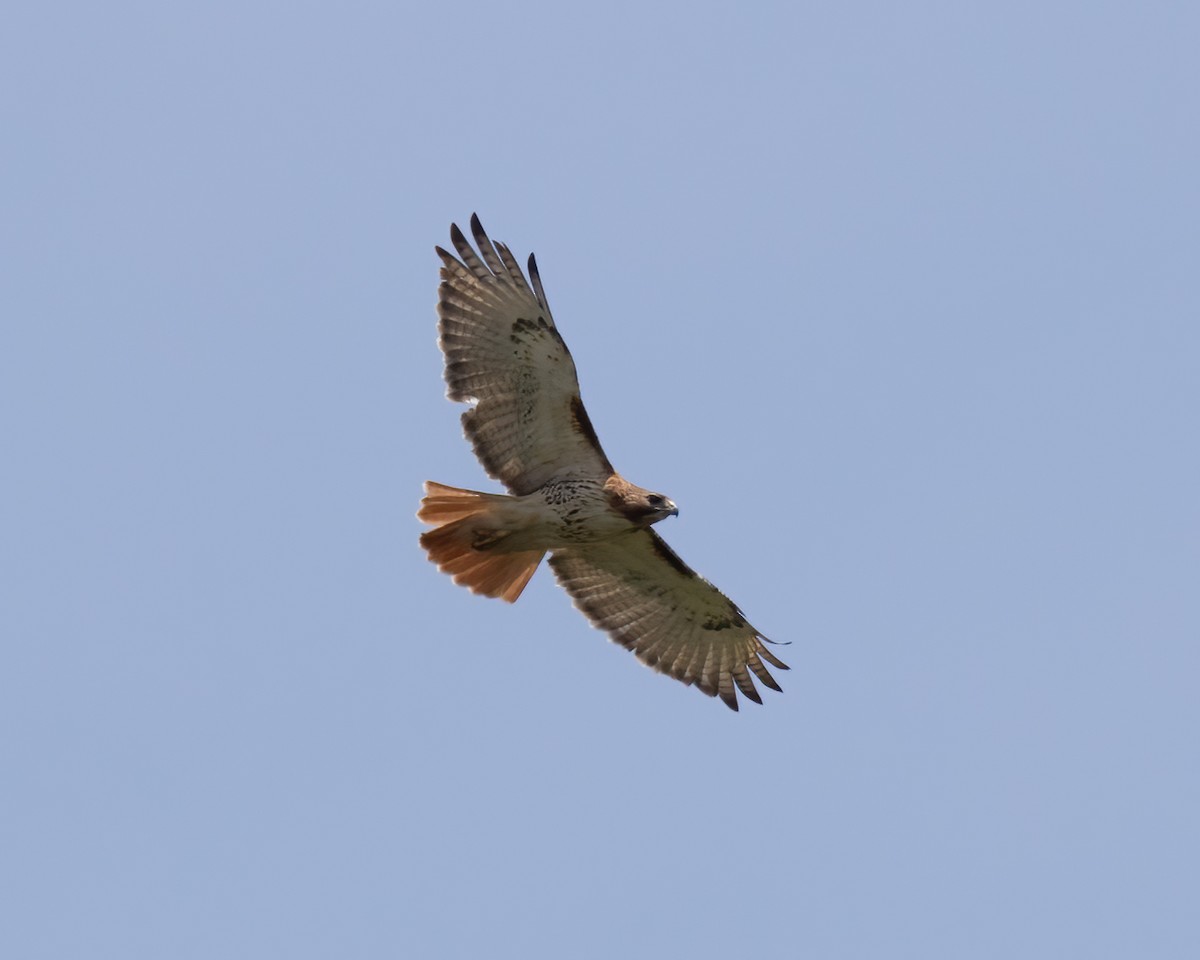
[{"xmin": 3, "ymin": 2, "xmax": 1197, "ymax": 957}]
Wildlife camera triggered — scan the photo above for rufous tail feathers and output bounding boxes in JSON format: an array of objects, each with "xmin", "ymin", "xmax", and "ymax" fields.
[{"xmin": 417, "ymin": 481, "xmax": 544, "ymax": 603}]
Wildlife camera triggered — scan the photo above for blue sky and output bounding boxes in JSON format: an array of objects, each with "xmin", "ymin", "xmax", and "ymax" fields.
[{"xmin": 3, "ymin": 2, "xmax": 1198, "ymax": 957}]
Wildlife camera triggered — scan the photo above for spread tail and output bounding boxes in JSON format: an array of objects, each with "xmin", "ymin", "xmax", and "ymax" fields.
[{"xmin": 417, "ymin": 481, "xmax": 544, "ymax": 603}]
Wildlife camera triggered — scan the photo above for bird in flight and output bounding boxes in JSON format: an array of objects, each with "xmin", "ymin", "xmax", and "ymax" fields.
[{"xmin": 418, "ymin": 216, "xmax": 788, "ymax": 709}]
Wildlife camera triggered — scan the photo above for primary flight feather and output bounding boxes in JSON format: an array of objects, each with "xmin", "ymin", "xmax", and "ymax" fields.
[{"xmin": 418, "ymin": 215, "xmax": 788, "ymax": 710}]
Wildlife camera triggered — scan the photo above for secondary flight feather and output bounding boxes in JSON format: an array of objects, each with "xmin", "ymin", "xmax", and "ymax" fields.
[{"xmin": 418, "ymin": 215, "xmax": 788, "ymax": 710}]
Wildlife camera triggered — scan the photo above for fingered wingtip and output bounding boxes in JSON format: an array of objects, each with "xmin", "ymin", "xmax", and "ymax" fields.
[{"xmin": 470, "ymin": 212, "xmax": 487, "ymax": 246}]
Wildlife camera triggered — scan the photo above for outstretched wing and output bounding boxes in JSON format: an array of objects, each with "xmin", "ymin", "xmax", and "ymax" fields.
[
  {"xmin": 548, "ymin": 531, "xmax": 788, "ymax": 710},
  {"xmin": 436, "ymin": 215, "xmax": 613, "ymax": 496}
]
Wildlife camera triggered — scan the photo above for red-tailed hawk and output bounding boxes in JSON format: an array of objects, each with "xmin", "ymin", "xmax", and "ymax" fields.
[{"xmin": 419, "ymin": 215, "xmax": 788, "ymax": 710}]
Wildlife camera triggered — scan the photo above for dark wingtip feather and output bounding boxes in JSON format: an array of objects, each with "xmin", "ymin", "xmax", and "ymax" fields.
[
  {"xmin": 759, "ymin": 646, "xmax": 790, "ymax": 671},
  {"xmin": 528, "ymin": 252, "xmax": 551, "ymax": 314}
]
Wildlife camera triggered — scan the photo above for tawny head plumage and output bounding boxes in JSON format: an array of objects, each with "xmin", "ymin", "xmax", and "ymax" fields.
[{"xmin": 604, "ymin": 475, "xmax": 679, "ymax": 527}]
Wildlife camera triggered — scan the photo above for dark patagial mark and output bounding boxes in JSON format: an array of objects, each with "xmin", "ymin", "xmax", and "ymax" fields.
[
  {"xmin": 648, "ymin": 533, "xmax": 693, "ymax": 578},
  {"xmin": 569, "ymin": 395, "xmax": 612, "ymax": 468}
]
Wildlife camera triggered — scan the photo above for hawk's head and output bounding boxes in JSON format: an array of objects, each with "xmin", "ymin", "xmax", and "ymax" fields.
[
  {"xmin": 641, "ymin": 492, "xmax": 680, "ymax": 523},
  {"xmin": 606, "ymin": 476, "xmax": 679, "ymax": 527}
]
